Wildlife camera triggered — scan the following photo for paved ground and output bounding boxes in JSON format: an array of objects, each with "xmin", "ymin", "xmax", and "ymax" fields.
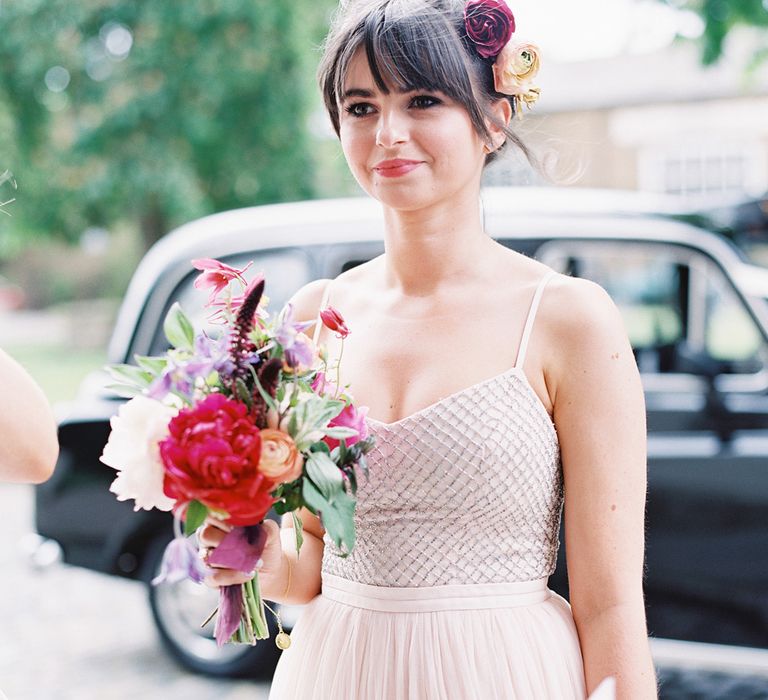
[
  {"xmin": 3, "ymin": 482, "xmax": 767, "ymax": 699},
  {"xmin": 0, "ymin": 484, "xmax": 269, "ymax": 700}
]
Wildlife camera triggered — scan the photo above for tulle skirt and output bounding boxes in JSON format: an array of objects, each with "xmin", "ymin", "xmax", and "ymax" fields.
[{"xmin": 268, "ymin": 573, "xmax": 604, "ymax": 700}]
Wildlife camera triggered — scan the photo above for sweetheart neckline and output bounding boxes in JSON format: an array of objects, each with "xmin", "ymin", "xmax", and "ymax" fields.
[{"xmin": 364, "ymin": 366, "xmax": 556, "ymax": 435}]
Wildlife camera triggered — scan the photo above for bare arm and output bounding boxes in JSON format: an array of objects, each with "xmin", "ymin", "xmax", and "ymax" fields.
[
  {"xmin": 545, "ymin": 278, "xmax": 658, "ymax": 699},
  {"xmin": 202, "ymin": 278, "xmax": 332, "ymax": 604},
  {"xmin": 0, "ymin": 348, "xmax": 58, "ymax": 483}
]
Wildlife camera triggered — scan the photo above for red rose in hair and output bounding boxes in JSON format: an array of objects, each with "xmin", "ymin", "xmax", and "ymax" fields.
[
  {"xmin": 464, "ymin": 0, "xmax": 515, "ymax": 59},
  {"xmin": 160, "ymin": 393, "xmax": 276, "ymax": 526}
]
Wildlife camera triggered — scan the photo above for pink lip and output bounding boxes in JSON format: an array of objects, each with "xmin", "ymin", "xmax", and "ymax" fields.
[{"xmin": 373, "ymin": 159, "xmax": 422, "ymax": 178}]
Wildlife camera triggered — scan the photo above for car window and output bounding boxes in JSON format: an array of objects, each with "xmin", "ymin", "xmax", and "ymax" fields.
[
  {"xmin": 537, "ymin": 240, "xmax": 766, "ymax": 377},
  {"xmin": 704, "ymin": 263, "xmax": 763, "ymax": 368},
  {"xmin": 149, "ymin": 249, "xmax": 313, "ymax": 356}
]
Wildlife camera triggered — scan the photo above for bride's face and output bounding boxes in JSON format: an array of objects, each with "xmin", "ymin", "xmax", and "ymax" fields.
[{"xmin": 338, "ymin": 49, "xmax": 487, "ymax": 212}]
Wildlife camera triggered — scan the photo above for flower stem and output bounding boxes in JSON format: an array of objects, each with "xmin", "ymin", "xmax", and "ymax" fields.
[
  {"xmin": 244, "ymin": 574, "xmax": 270, "ymax": 640},
  {"xmin": 335, "ymin": 338, "xmax": 344, "ymax": 399}
]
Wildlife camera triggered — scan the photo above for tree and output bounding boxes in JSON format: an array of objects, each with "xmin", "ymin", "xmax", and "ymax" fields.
[
  {"xmin": 0, "ymin": 1, "xmax": 335, "ymax": 249},
  {"xmin": 659, "ymin": 0, "xmax": 768, "ymax": 65}
]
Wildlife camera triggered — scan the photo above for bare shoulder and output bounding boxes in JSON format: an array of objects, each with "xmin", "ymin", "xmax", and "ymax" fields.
[
  {"xmin": 543, "ymin": 273, "xmax": 627, "ymax": 347},
  {"xmin": 287, "ymin": 278, "xmax": 333, "ymax": 323},
  {"xmin": 538, "ymin": 273, "xmax": 637, "ymax": 392}
]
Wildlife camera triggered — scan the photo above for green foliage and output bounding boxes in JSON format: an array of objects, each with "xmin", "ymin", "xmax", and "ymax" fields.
[
  {"xmin": 184, "ymin": 500, "xmax": 209, "ymax": 536},
  {"xmin": 0, "ymin": 0, "xmax": 335, "ymax": 249},
  {"xmin": 163, "ymin": 302, "xmax": 195, "ymax": 351},
  {"xmin": 660, "ymin": 0, "xmax": 768, "ymax": 65}
]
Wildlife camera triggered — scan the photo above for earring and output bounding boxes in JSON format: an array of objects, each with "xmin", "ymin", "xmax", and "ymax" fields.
[{"xmin": 483, "ymin": 143, "xmax": 494, "ymax": 154}]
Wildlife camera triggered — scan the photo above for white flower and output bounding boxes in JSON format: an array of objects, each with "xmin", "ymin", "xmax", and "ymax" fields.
[{"xmin": 100, "ymin": 395, "xmax": 178, "ymax": 511}]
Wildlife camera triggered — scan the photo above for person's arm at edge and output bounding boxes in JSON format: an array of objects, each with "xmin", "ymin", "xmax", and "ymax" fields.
[
  {"xmin": 0, "ymin": 348, "xmax": 59, "ymax": 483},
  {"xmin": 544, "ymin": 277, "xmax": 658, "ymax": 699}
]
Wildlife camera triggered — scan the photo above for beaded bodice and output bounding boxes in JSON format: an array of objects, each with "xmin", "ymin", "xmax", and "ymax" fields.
[{"xmin": 319, "ymin": 271, "xmax": 563, "ymax": 587}]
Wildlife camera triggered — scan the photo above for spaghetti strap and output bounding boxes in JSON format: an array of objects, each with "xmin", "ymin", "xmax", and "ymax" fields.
[
  {"xmin": 514, "ymin": 270, "xmax": 557, "ymax": 369},
  {"xmin": 312, "ymin": 281, "xmax": 333, "ymax": 345}
]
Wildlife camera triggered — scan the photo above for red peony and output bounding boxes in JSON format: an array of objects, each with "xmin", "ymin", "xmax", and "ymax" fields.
[
  {"xmin": 464, "ymin": 0, "xmax": 515, "ymax": 59},
  {"xmin": 159, "ymin": 393, "xmax": 276, "ymax": 526}
]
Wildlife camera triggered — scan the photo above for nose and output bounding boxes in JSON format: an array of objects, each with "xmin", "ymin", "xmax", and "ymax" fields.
[{"xmin": 375, "ymin": 108, "xmax": 408, "ymax": 148}]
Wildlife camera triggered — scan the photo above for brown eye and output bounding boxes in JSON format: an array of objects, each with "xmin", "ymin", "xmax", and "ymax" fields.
[
  {"xmin": 345, "ymin": 102, "xmax": 374, "ymax": 117},
  {"xmin": 410, "ymin": 95, "xmax": 441, "ymax": 109}
]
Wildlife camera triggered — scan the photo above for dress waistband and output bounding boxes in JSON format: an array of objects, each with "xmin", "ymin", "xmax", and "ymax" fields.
[{"xmin": 321, "ymin": 573, "xmax": 551, "ymax": 613}]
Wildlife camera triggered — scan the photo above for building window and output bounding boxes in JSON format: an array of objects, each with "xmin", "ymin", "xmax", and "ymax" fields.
[{"xmin": 639, "ymin": 142, "xmax": 767, "ymax": 204}]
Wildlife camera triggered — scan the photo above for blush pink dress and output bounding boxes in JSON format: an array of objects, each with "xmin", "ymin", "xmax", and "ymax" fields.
[{"xmin": 268, "ymin": 271, "xmax": 616, "ymax": 699}]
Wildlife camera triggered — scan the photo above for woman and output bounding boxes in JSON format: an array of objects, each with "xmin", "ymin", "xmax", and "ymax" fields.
[{"xmin": 201, "ymin": 0, "xmax": 657, "ymax": 697}]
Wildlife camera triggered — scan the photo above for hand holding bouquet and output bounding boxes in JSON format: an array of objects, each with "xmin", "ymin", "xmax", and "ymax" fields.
[{"xmin": 100, "ymin": 259, "xmax": 373, "ymax": 647}]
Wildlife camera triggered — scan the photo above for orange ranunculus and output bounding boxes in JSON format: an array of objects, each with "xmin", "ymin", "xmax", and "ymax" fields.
[{"xmin": 258, "ymin": 429, "xmax": 304, "ymax": 482}]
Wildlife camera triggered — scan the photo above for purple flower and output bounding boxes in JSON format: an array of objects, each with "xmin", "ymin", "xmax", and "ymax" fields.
[
  {"xmin": 215, "ymin": 584, "xmax": 245, "ymax": 647},
  {"xmin": 275, "ymin": 304, "xmax": 315, "ymax": 369},
  {"xmin": 187, "ymin": 332, "xmax": 234, "ymax": 377},
  {"xmin": 151, "ymin": 536, "xmax": 210, "ymax": 586},
  {"xmin": 206, "ymin": 524, "xmax": 267, "ymax": 573},
  {"xmin": 148, "ymin": 332, "xmax": 234, "ymax": 400},
  {"xmin": 148, "ymin": 362, "xmax": 193, "ymax": 400}
]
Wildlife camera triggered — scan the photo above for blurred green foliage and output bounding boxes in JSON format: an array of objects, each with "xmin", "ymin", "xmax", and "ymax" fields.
[
  {"xmin": 662, "ymin": 0, "xmax": 768, "ymax": 65},
  {"xmin": 0, "ymin": 0, "xmax": 339, "ymax": 251}
]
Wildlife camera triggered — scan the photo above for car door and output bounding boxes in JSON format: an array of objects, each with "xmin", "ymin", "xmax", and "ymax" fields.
[{"xmin": 537, "ymin": 238, "xmax": 768, "ymax": 647}]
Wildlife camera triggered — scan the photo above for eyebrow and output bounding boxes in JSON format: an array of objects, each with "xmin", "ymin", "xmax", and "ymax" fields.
[{"xmin": 340, "ymin": 88, "xmax": 376, "ymax": 102}]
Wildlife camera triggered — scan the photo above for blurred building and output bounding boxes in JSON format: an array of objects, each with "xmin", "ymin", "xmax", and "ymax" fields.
[{"xmin": 489, "ymin": 30, "xmax": 768, "ymax": 208}]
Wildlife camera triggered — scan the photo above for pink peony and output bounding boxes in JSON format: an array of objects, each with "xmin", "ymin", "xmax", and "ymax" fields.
[{"xmin": 323, "ymin": 402, "xmax": 369, "ymax": 451}]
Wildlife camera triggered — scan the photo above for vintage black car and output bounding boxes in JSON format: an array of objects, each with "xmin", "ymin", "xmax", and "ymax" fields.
[{"xmin": 36, "ymin": 188, "xmax": 768, "ymax": 678}]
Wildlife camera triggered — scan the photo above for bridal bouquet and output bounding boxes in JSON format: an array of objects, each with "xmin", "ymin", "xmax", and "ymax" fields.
[{"xmin": 100, "ymin": 258, "xmax": 373, "ymax": 647}]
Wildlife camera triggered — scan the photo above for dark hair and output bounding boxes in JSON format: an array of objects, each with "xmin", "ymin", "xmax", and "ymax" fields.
[{"xmin": 317, "ymin": 0, "xmax": 534, "ymax": 167}]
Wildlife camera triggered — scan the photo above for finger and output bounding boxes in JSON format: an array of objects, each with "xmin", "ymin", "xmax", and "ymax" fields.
[
  {"xmin": 263, "ymin": 519, "xmax": 279, "ymax": 538},
  {"xmin": 204, "ymin": 568, "xmax": 254, "ymax": 588},
  {"xmin": 198, "ymin": 524, "xmax": 227, "ymax": 548},
  {"xmin": 203, "ymin": 515, "xmax": 232, "ymax": 533}
]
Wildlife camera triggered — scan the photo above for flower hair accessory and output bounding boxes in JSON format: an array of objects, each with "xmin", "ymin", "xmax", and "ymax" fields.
[{"xmin": 463, "ymin": 0, "xmax": 542, "ymax": 118}]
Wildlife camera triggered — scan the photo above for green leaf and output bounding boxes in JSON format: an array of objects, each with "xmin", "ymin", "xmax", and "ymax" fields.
[
  {"xmin": 134, "ymin": 355, "xmax": 168, "ymax": 375},
  {"xmin": 323, "ymin": 426, "xmax": 359, "ymax": 439},
  {"xmin": 103, "ymin": 383, "xmax": 144, "ymax": 399},
  {"xmin": 249, "ymin": 365, "xmax": 278, "ymax": 412},
  {"xmin": 183, "ymin": 500, "xmax": 209, "ymax": 536},
  {"xmin": 106, "ymin": 363, "xmax": 154, "ymax": 388},
  {"xmin": 235, "ymin": 378, "xmax": 253, "ymax": 409},
  {"xmin": 291, "ymin": 511, "xmax": 304, "ymax": 556},
  {"xmin": 164, "ymin": 303, "xmax": 195, "ymax": 351},
  {"xmin": 319, "ymin": 490, "xmax": 356, "ymax": 556},
  {"xmin": 288, "ymin": 408, "xmax": 299, "ymax": 438},
  {"xmin": 305, "ymin": 452, "xmax": 344, "ymax": 502},
  {"xmin": 302, "ymin": 477, "xmax": 327, "ymax": 516},
  {"xmin": 309, "ymin": 441, "xmax": 330, "ymax": 455}
]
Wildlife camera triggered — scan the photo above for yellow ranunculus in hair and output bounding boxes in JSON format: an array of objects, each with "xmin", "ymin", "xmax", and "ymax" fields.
[{"xmin": 492, "ymin": 42, "xmax": 542, "ymax": 117}]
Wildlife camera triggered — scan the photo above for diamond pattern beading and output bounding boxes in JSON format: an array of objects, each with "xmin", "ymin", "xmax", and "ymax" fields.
[{"xmin": 321, "ymin": 371, "xmax": 564, "ymax": 587}]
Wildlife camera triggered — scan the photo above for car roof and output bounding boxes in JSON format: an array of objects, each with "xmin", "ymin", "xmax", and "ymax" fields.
[{"xmin": 110, "ymin": 188, "xmax": 749, "ymax": 361}]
